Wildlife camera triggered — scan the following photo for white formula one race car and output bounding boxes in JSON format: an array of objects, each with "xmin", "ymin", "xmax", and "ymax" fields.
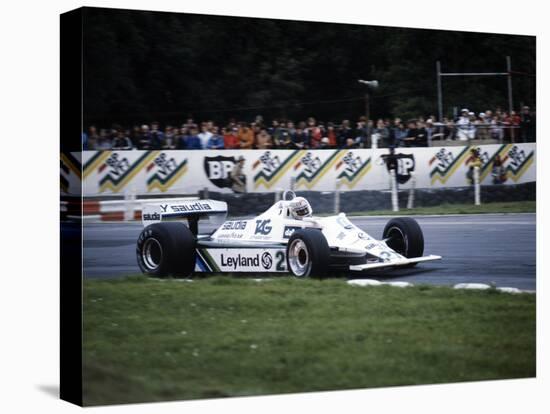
[{"xmin": 136, "ymin": 191, "xmax": 441, "ymax": 278}]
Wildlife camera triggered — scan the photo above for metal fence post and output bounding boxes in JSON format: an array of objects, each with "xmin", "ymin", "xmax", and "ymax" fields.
[
  {"xmin": 124, "ymin": 186, "xmax": 136, "ymax": 221},
  {"xmin": 274, "ymin": 188, "xmax": 282, "ymax": 203},
  {"xmin": 407, "ymin": 172, "xmax": 416, "ymax": 209},
  {"xmin": 390, "ymin": 169, "xmax": 399, "ymax": 212},
  {"xmin": 334, "ymin": 179, "xmax": 341, "ymax": 214},
  {"xmin": 290, "ymin": 176, "xmax": 296, "ymax": 191},
  {"xmin": 436, "ymin": 61, "xmax": 443, "ymax": 121},
  {"xmin": 474, "ymin": 166, "xmax": 481, "ymax": 206}
]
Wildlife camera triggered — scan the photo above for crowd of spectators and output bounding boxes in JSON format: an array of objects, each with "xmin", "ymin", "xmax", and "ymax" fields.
[{"xmin": 83, "ymin": 106, "xmax": 536, "ymax": 151}]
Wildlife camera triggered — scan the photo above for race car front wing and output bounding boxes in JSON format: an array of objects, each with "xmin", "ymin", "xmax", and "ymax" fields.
[{"xmin": 349, "ymin": 254, "xmax": 442, "ymax": 271}]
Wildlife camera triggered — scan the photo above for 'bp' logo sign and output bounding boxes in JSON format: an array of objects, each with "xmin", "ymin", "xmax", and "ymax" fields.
[
  {"xmin": 381, "ymin": 153, "xmax": 415, "ymax": 184},
  {"xmin": 204, "ymin": 155, "xmax": 236, "ymax": 188},
  {"xmin": 396, "ymin": 154, "xmax": 415, "ymax": 184}
]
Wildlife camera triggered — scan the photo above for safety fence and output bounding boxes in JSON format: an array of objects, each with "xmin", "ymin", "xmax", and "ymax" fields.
[
  {"xmin": 62, "ymin": 182, "xmax": 533, "ymax": 222},
  {"xmin": 428, "ymin": 123, "xmax": 529, "ymax": 144},
  {"xmin": 60, "ymin": 143, "xmax": 535, "ymax": 197}
]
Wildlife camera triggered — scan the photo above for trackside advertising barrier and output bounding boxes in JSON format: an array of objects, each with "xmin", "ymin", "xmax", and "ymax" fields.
[
  {"xmin": 65, "ymin": 144, "xmax": 535, "ymax": 196},
  {"xmin": 60, "ymin": 152, "xmax": 82, "ymax": 195}
]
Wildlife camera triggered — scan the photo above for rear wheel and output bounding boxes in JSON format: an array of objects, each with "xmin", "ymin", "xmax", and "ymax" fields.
[
  {"xmin": 136, "ymin": 222, "xmax": 196, "ymax": 277},
  {"xmin": 382, "ymin": 218, "xmax": 424, "ymax": 262},
  {"xmin": 286, "ymin": 229, "xmax": 330, "ymax": 278}
]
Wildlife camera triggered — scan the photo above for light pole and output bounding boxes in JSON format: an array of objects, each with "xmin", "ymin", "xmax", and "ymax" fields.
[{"xmin": 358, "ymin": 80, "xmax": 379, "ymax": 124}]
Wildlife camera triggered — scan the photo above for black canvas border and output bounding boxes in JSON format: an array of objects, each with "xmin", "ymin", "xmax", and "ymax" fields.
[{"xmin": 60, "ymin": 7, "xmax": 83, "ymax": 406}]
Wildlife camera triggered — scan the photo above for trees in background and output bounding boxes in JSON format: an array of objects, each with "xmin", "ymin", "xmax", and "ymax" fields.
[{"xmin": 83, "ymin": 8, "xmax": 536, "ymax": 126}]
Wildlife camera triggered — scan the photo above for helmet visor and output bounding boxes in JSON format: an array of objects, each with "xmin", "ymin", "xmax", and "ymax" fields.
[{"xmin": 294, "ymin": 205, "xmax": 310, "ymax": 217}]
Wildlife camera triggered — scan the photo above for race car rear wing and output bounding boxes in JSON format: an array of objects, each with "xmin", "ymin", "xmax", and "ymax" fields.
[{"xmin": 142, "ymin": 199, "xmax": 228, "ymax": 235}]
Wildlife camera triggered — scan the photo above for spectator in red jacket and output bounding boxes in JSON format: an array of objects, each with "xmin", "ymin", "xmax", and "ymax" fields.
[
  {"xmin": 504, "ymin": 110, "xmax": 521, "ymax": 142},
  {"xmin": 306, "ymin": 117, "xmax": 322, "ymax": 148},
  {"xmin": 326, "ymin": 122, "xmax": 338, "ymax": 147},
  {"xmin": 223, "ymin": 127, "xmax": 240, "ymax": 149}
]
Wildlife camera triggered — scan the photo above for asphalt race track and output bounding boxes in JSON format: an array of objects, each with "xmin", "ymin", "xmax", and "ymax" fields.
[{"xmin": 81, "ymin": 213, "xmax": 536, "ymax": 290}]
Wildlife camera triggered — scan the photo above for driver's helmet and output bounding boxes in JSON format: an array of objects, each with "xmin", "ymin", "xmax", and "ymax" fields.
[{"xmin": 289, "ymin": 196, "xmax": 313, "ymax": 219}]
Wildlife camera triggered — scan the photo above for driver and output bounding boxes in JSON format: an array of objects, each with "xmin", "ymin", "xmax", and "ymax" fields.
[{"xmin": 289, "ymin": 196, "xmax": 313, "ymax": 219}]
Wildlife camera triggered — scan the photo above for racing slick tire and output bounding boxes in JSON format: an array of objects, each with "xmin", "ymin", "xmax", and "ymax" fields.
[
  {"xmin": 286, "ymin": 229, "xmax": 330, "ymax": 278},
  {"xmin": 382, "ymin": 217, "xmax": 424, "ymax": 264},
  {"xmin": 136, "ymin": 222, "xmax": 196, "ymax": 278}
]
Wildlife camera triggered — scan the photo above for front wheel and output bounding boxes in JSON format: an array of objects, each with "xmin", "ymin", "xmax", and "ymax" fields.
[
  {"xmin": 136, "ymin": 222, "xmax": 196, "ymax": 277},
  {"xmin": 382, "ymin": 217, "xmax": 424, "ymax": 261},
  {"xmin": 286, "ymin": 229, "xmax": 330, "ymax": 278}
]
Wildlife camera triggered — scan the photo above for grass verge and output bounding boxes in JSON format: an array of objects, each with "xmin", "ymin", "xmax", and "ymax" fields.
[
  {"xmin": 346, "ymin": 200, "xmax": 535, "ymax": 216},
  {"xmin": 83, "ymin": 276, "xmax": 535, "ymax": 406}
]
